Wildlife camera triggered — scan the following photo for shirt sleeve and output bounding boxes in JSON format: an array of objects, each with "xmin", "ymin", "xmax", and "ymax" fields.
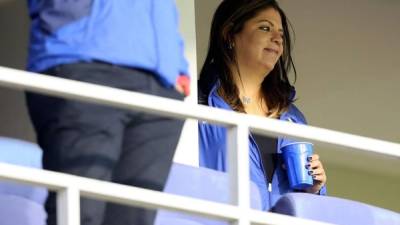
[
  {"xmin": 318, "ymin": 185, "xmax": 327, "ymax": 195},
  {"xmin": 151, "ymin": 0, "xmax": 189, "ymax": 86}
]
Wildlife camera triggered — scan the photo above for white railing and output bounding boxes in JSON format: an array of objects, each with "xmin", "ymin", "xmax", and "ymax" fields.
[{"xmin": 0, "ymin": 65, "xmax": 399, "ymax": 225}]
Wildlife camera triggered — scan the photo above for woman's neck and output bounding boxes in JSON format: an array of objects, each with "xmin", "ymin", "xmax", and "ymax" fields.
[
  {"xmin": 226, "ymin": 63, "xmax": 282, "ymax": 118},
  {"xmin": 231, "ymin": 64, "xmax": 270, "ymax": 105}
]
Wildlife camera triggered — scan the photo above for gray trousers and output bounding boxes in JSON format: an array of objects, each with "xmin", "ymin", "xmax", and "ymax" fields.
[{"xmin": 26, "ymin": 62, "xmax": 184, "ymax": 225}]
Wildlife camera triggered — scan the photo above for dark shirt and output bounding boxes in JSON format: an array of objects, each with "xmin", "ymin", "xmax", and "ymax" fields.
[{"xmin": 253, "ymin": 134, "xmax": 278, "ymax": 184}]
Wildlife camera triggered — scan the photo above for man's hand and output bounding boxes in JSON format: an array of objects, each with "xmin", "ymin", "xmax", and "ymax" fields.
[{"xmin": 175, "ymin": 75, "xmax": 190, "ymax": 96}]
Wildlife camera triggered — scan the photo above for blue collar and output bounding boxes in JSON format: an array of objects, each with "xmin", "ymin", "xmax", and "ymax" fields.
[{"xmin": 206, "ymin": 81, "xmax": 297, "ymax": 121}]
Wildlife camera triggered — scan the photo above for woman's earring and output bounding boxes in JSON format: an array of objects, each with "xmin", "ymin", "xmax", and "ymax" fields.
[{"xmin": 228, "ymin": 42, "xmax": 234, "ymax": 50}]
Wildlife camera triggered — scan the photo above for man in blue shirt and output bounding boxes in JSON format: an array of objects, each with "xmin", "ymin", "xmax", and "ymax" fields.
[{"xmin": 25, "ymin": 1, "xmax": 190, "ymax": 225}]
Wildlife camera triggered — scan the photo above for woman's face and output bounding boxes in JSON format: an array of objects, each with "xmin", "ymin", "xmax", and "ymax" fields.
[{"xmin": 233, "ymin": 7, "xmax": 284, "ymax": 75}]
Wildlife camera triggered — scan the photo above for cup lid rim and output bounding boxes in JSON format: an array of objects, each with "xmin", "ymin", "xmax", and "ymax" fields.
[{"xmin": 281, "ymin": 142, "xmax": 314, "ymax": 148}]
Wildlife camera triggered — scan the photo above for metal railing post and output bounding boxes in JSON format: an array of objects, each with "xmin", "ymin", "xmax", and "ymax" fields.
[
  {"xmin": 57, "ymin": 187, "xmax": 80, "ymax": 225},
  {"xmin": 227, "ymin": 123, "xmax": 251, "ymax": 225}
]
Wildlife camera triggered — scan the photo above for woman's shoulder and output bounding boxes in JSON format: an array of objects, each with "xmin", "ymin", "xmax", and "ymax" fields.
[{"xmin": 283, "ymin": 103, "xmax": 308, "ymax": 124}]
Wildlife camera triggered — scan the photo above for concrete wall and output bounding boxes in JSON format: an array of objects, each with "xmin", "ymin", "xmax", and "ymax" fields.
[
  {"xmin": 277, "ymin": 0, "xmax": 400, "ymax": 212},
  {"xmin": 0, "ymin": 0, "xmax": 33, "ymax": 141},
  {"xmin": 175, "ymin": 0, "xmax": 199, "ymax": 166}
]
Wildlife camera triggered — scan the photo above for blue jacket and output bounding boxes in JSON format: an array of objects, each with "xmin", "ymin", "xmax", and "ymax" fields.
[
  {"xmin": 199, "ymin": 82, "xmax": 327, "ymax": 211},
  {"xmin": 27, "ymin": 0, "xmax": 188, "ymax": 87}
]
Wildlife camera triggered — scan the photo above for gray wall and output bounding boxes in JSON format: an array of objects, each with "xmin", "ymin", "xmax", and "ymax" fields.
[
  {"xmin": 0, "ymin": 0, "xmax": 34, "ymax": 141},
  {"xmin": 195, "ymin": 0, "xmax": 400, "ymax": 211},
  {"xmin": 277, "ymin": 0, "xmax": 400, "ymax": 212}
]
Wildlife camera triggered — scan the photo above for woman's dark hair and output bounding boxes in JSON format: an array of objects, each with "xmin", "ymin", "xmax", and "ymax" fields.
[{"xmin": 198, "ymin": 0, "xmax": 296, "ymax": 115}]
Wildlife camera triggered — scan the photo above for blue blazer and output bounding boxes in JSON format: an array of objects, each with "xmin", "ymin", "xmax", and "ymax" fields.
[{"xmin": 199, "ymin": 82, "xmax": 327, "ymax": 211}]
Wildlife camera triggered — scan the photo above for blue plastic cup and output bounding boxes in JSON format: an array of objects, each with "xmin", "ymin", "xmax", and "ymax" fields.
[{"xmin": 281, "ymin": 142, "xmax": 314, "ymax": 190}]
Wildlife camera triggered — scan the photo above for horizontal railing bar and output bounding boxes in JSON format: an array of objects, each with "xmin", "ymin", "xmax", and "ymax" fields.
[
  {"xmin": 0, "ymin": 66, "xmax": 399, "ymax": 158},
  {"xmin": 0, "ymin": 163, "xmax": 237, "ymax": 221},
  {"xmin": 0, "ymin": 163, "xmax": 332, "ymax": 225},
  {"xmin": 0, "ymin": 66, "xmax": 232, "ymax": 125},
  {"xmin": 248, "ymin": 117, "xmax": 400, "ymax": 158}
]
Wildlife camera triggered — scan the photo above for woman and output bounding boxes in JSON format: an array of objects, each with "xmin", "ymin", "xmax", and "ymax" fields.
[{"xmin": 198, "ymin": 0, "xmax": 327, "ymax": 211}]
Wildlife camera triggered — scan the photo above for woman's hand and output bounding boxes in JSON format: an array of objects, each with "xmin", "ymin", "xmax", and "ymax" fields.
[{"xmin": 305, "ymin": 154, "xmax": 327, "ymax": 194}]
